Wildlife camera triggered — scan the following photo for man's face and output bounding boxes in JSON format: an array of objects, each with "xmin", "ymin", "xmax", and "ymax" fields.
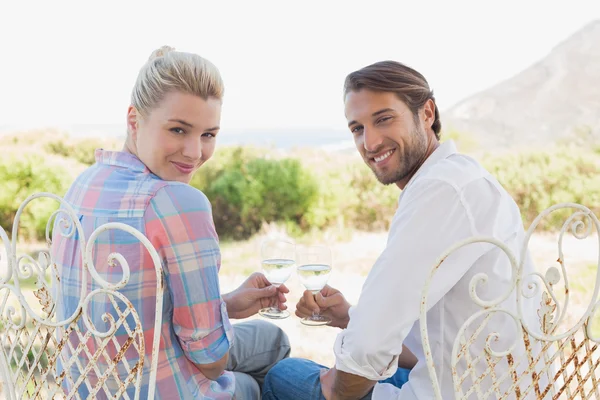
[{"xmin": 345, "ymin": 89, "xmax": 428, "ymax": 186}]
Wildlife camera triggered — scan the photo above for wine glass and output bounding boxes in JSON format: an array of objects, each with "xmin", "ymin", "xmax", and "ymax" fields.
[
  {"xmin": 258, "ymin": 238, "xmax": 296, "ymax": 319},
  {"xmin": 296, "ymin": 244, "xmax": 332, "ymax": 326}
]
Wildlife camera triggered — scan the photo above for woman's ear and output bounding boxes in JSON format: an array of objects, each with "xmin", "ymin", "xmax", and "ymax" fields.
[{"xmin": 127, "ymin": 106, "xmax": 139, "ymax": 141}]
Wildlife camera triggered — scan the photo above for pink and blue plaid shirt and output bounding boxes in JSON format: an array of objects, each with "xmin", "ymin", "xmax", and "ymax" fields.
[{"xmin": 52, "ymin": 149, "xmax": 235, "ymax": 399}]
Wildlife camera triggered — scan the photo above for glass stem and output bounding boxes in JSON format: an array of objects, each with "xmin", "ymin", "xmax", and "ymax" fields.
[{"xmin": 312, "ymin": 291, "xmax": 320, "ymax": 318}]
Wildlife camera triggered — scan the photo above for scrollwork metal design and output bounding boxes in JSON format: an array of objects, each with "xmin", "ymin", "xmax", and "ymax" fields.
[
  {"xmin": 0, "ymin": 193, "xmax": 164, "ymax": 400},
  {"xmin": 422, "ymin": 202, "xmax": 600, "ymax": 399},
  {"xmin": 518, "ymin": 204, "xmax": 600, "ymax": 342},
  {"xmin": 420, "ymin": 236, "xmax": 519, "ymax": 400}
]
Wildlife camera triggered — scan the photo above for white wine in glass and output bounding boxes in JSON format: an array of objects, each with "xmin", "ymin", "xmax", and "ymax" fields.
[
  {"xmin": 296, "ymin": 245, "xmax": 332, "ymax": 326},
  {"xmin": 259, "ymin": 239, "xmax": 295, "ymax": 319}
]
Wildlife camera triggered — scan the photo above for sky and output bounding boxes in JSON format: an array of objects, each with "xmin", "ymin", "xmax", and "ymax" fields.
[{"xmin": 1, "ymin": 0, "xmax": 599, "ymax": 135}]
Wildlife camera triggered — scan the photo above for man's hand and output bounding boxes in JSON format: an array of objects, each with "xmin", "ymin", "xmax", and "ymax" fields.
[
  {"xmin": 223, "ymin": 272, "xmax": 288, "ymax": 319},
  {"xmin": 321, "ymin": 367, "xmax": 375, "ymax": 400},
  {"xmin": 295, "ymin": 285, "xmax": 351, "ymax": 329},
  {"xmin": 320, "ymin": 368, "xmax": 335, "ymax": 400}
]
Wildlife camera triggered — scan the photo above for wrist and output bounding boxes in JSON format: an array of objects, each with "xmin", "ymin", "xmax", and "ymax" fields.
[
  {"xmin": 222, "ymin": 292, "xmax": 239, "ymax": 318},
  {"xmin": 337, "ymin": 315, "xmax": 350, "ymax": 329},
  {"xmin": 338, "ymin": 303, "xmax": 352, "ymax": 329}
]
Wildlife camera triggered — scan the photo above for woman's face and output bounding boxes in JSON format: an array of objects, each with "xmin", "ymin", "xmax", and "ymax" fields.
[{"xmin": 127, "ymin": 91, "xmax": 221, "ymax": 183}]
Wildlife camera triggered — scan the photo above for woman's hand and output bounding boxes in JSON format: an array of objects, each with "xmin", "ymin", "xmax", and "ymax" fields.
[{"xmin": 223, "ymin": 272, "xmax": 289, "ymax": 319}]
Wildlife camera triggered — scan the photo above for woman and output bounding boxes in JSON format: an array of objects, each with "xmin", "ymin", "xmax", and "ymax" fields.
[{"xmin": 52, "ymin": 46, "xmax": 290, "ymax": 399}]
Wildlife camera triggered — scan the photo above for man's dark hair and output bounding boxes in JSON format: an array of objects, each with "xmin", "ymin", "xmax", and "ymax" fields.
[{"xmin": 344, "ymin": 61, "xmax": 441, "ymax": 139}]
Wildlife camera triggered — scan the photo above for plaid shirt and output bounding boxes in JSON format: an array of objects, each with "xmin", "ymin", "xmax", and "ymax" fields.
[{"xmin": 52, "ymin": 150, "xmax": 235, "ymax": 399}]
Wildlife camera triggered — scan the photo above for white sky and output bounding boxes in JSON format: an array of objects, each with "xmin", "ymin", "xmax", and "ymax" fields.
[{"xmin": 1, "ymin": 0, "xmax": 599, "ymax": 133}]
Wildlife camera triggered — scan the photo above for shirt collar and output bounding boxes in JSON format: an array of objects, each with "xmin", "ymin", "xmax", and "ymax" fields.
[
  {"xmin": 403, "ymin": 140, "xmax": 458, "ymax": 190},
  {"xmin": 94, "ymin": 149, "xmax": 148, "ymax": 173}
]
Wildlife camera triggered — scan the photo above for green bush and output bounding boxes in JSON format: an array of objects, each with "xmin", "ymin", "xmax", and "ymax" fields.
[
  {"xmin": 45, "ymin": 137, "xmax": 120, "ymax": 166},
  {"xmin": 190, "ymin": 146, "xmax": 268, "ymax": 192},
  {"xmin": 304, "ymin": 162, "xmax": 399, "ymax": 232},
  {"xmin": 2, "ymin": 131, "xmax": 600, "ymax": 242},
  {"xmin": 144, "ymin": 143, "xmax": 600, "ymax": 236},
  {"xmin": 0, "ymin": 156, "xmax": 72, "ymax": 241},
  {"xmin": 483, "ymin": 147, "xmax": 600, "ymax": 230},
  {"xmin": 301, "ymin": 165, "xmax": 355, "ymax": 230},
  {"xmin": 348, "ymin": 163, "xmax": 399, "ymax": 230},
  {"xmin": 193, "ymin": 151, "xmax": 319, "ymax": 239}
]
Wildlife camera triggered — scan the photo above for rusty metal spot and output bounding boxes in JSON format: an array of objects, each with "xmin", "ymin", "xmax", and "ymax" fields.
[
  {"xmin": 112, "ymin": 336, "xmax": 134, "ymax": 364},
  {"xmin": 1, "ymin": 209, "xmax": 164, "ymax": 399},
  {"xmin": 530, "ymin": 371, "xmax": 541, "ymax": 398},
  {"xmin": 506, "ymin": 354, "xmax": 522, "ymax": 399},
  {"xmin": 34, "ymin": 286, "xmax": 53, "ymax": 315},
  {"xmin": 130, "ymin": 361, "xmax": 141, "ymax": 375},
  {"xmin": 433, "ymin": 257, "xmax": 447, "ymax": 271},
  {"xmin": 51, "ymin": 263, "xmax": 60, "ymax": 282},
  {"xmin": 522, "ymin": 328, "xmax": 531, "ymax": 350}
]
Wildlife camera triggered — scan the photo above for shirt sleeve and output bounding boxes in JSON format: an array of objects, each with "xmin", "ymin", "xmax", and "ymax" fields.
[
  {"xmin": 144, "ymin": 183, "xmax": 233, "ymax": 365},
  {"xmin": 334, "ymin": 178, "xmax": 489, "ymax": 380}
]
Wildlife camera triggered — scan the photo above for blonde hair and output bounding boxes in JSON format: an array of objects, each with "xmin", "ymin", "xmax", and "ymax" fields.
[{"xmin": 131, "ymin": 45, "xmax": 224, "ymax": 117}]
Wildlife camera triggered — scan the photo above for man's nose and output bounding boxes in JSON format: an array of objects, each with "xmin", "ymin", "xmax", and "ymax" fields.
[{"xmin": 363, "ymin": 127, "xmax": 383, "ymax": 153}]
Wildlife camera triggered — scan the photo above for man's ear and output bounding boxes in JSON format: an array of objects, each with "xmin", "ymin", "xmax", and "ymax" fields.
[
  {"xmin": 422, "ymin": 99, "xmax": 436, "ymax": 130},
  {"xmin": 127, "ymin": 106, "xmax": 139, "ymax": 141}
]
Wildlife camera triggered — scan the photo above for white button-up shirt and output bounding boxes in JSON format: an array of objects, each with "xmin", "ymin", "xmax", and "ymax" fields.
[{"xmin": 333, "ymin": 140, "xmax": 540, "ymax": 399}]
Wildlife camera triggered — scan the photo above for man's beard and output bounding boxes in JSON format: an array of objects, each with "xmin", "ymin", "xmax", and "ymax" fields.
[{"xmin": 371, "ymin": 128, "xmax": 428, "ymax": 185}]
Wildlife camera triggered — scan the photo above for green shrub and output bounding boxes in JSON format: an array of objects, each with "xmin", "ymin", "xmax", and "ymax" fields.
[
  {"xmin": 3, "ymin": 130, "xmax": 600, "ymax": 242},
  {"xmin": 190, "ymin": 146, "xmax": 268, "ymax": 192},
  {"xmin": 483, "ymin": 148, "xmax": 600, "ymax": 230},
  {"xmin": 301, "ymin": 165, "xmax": 355, "ymax": 230},
  {"xmin": 195, "ymin": 152, "xmax": 319, "ymax": 239},
  {"xmin": 0, "ymin": 156, "xmax": 72, "ymax": 240},
  {"xmin": 346, "ymin": 163, "xmax": 399, "ymax": 230},
  {"xmin": 45, "ymin": 137, "xmax": 120, "ymax": 166},
  {"xmin": 302, "ymin": 160, "xmax": 399, "ymax": 232},
  {"xmin": 194, "ymin": 143, "xmax": 600, "ymax": 237}
]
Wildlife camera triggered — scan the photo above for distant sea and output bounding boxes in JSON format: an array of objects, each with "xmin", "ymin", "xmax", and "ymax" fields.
[{"xmin": 0, "ymin": 124, "xmax": 356, "ymax": 152}]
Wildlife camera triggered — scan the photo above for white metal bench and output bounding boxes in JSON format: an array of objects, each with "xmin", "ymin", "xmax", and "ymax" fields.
[
  {"xmin": 421, "ymin": 203, "xmax": 600, "ymax": 399},
  {"xmin": 0, "ymin": 193, "xmax": 164, "ymax": 399}
]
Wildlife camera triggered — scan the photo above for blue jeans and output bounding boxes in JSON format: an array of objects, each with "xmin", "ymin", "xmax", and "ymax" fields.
[{"xmin": 263, "ymin": 358, "xmax": 410, "ymax": 400}]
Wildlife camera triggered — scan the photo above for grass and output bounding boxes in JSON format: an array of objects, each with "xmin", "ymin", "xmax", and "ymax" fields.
[
  {"xmin": 569, "ymin": 262, "xmax": 598, "ymax": 294},
  {"xmin": 575, "ymin": 263, "xmax": 600, "ymax": 336}
]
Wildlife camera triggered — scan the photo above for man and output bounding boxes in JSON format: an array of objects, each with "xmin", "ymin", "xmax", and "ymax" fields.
[{"xmin": 263, "ymin": 61, "xmax": 539, "ymax": 399}]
